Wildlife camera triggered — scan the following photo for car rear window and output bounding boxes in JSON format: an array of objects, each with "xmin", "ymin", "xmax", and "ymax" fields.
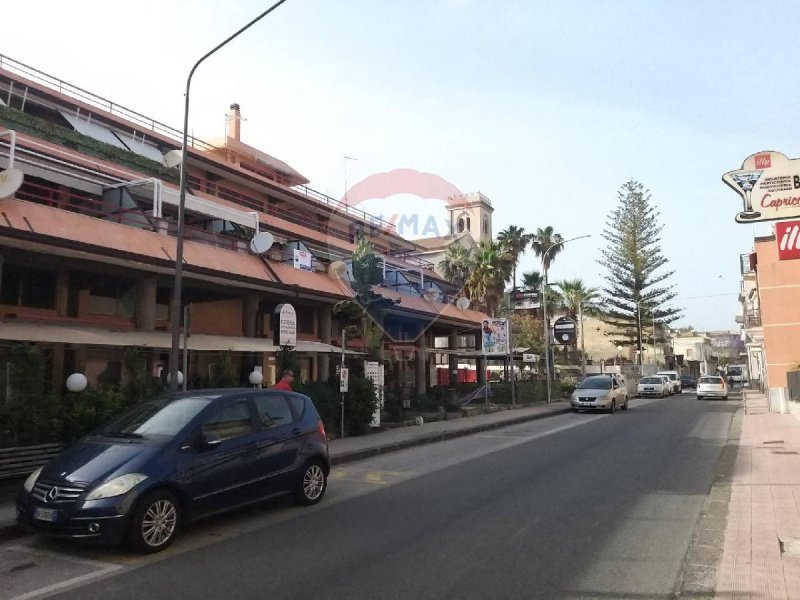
[
  {"xmin": 640, "ymin": 378, "xmax": 662, "ymax": 384},
  {"xmin": 699, "ymin": 377, "xmax": 722, "ymax": 384}
]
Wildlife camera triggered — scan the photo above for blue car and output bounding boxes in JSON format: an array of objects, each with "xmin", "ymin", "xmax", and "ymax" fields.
[{"xmin": 17, "ymin": 389, "xmax": 330, "ymax": 553}]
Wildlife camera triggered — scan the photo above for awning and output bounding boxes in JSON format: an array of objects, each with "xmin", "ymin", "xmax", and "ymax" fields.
[{"xmin": 0, "ymin": 322, "xmax": 362, "ymax": 354}]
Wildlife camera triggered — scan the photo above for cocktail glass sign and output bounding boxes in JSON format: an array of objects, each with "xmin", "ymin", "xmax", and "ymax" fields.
[
  {"xmin": 273, "ymin": 303, "xmax": 297, "ymax": 348},
  {"xmin": 481, "ymin": 318, "xmax": 509, "ymax": 355},
  {"xmin": 723, "ymin": 151, "xmax": 800, "ymax": 223}
]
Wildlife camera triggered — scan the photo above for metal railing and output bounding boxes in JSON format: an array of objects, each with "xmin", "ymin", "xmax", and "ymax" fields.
[
  {"xmin": 0, "ymin": 53, "xmax": 217, "ymax": 152},
  {"xmin": 745, "ymin": 310, "xmax": 762, "ymax": 327}
]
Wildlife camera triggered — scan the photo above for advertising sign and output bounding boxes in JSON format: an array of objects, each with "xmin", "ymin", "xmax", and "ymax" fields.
[
  {"xmin": 724, "ymin": 151, "xmax": 800, "ymax": 223},
  {"xmin": 481, "ymin": 318, "xmax": 509, "ymax": 355},
  {"xmin": 552, "ymin": 316, "xmax": 577, "ymax": 345},
  {"xmin": 522, "ymin": 353, "xmax": 539, "ymax": 363},
  {"xmin": 776, "ymin": 219, "xmax": 800, "ymax": 260},
  {"xmin": 339, "ymin": 368, "xmax": 349, "ymax": 393},
  {"xmin": 510, "ymin": 289, "xmax": 540, "ymax": 310},
  {"xmin": 293, "ymin": 249, "xmax": 312, "ymax": 271},
  {"xmin": 273, "ymin": 303, "xmax": 297, "ymax": 347},
  {"xmin": 364, "ymin": 361, "xmax": 384, "ymax": 428}
]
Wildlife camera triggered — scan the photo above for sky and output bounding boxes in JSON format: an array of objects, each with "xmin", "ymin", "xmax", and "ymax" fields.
[{"xmin": 4, "ymin": 0, "xmax": 798, "ymax": 331}]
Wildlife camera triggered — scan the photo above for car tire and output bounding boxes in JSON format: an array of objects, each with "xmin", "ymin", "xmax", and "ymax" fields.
[
  {"xmin": 622, "ymin": 399, "xmax": 629, "ymax": 411},
  {"xmin": 723, "ymin": 395, "xmax": 728, "ymax": 401},
  {"xmin": 608, "ymin": 400, "xmax": 616, "ymax": 414},
  {"xmin": 697, "ymin": 395, "xmax": 703, "ymax": 401},
  {"xmin": 127, "ymin": 489, "xmax": 181, "ymax": 554},
  {"xmin": 293, "ymin": 459, "xmax": 327, "ymax": 506}
]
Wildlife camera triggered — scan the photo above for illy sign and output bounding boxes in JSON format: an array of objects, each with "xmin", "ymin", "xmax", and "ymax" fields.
[{"xmin": 776, "ymin": 220, "xmax": 800, "ymax": 260}]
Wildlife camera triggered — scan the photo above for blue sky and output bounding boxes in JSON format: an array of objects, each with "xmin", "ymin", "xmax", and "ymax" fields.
[{"xmin": 5, "ymin": 0, "xmax": 799, "ymax": 330}]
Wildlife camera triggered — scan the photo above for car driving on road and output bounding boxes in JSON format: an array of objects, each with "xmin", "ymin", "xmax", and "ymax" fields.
[
  {"xmin": 657, "ymin": 371, "xmax": 682, "ymax": 394},
  {"xmin": 571, "ymin": 375, "xmax": 629, "ymax": 413},
  {"xmin": 17, "ymin": 389, "xmax": 330, "ymax": 553},
  {"xmin": 680, "ymin": 375, "xmax": 696, "ymax": 389},
  {"xmin": 696, "ymin": 376, "xmax": 728, "ymax": 400},
  {"xmin": 637, "ymin": 376, "xmax": 670, "ymax": 398}
]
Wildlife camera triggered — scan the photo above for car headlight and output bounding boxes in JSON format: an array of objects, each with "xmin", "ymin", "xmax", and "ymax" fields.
[
  {"xmin": 86, "ymin": 474, "xmax": 148, "ymax": 501},
  {"xmin": 23, "ymin": 467, "xmax": 43, "ymax": 493}
]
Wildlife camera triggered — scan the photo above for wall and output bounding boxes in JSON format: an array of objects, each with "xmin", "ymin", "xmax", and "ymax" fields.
[
  {"xmin": 755, "ymin": 237, "xmax": 800, "ymax": 389},
  {"xmin": 190, "ymin": 299, "xmax": 243, "ymax": 336}
]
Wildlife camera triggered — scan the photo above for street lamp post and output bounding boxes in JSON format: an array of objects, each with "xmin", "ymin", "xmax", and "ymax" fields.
[
  {"xmin": 168, "ymin": 0, "xmax": 291, "ymax": 390},
  {"xmin": 541, "ymin": 234, "xmax": 591, "ymax": 403}
]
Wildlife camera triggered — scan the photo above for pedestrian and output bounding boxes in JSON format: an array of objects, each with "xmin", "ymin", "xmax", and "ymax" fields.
[{"xmin": 274, "ymin": 369, "xmax": 295, "ymax": 391}]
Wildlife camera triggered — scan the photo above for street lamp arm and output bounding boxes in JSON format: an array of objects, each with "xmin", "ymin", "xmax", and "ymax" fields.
[{"xmin": 168, "ymin": 0, "xmax": 291, "ymax": 391}]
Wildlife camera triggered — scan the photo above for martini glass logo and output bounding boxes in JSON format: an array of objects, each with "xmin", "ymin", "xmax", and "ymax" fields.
[{"xmin": 731, "ymin": 170, "xmax": 763, "ymax": 221}]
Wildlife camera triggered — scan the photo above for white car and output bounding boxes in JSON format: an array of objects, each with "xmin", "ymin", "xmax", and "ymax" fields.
[
  {"xmin": 637, "ymin": 376, "xmax": 670, "ymax": 398},
  {"xmin": 656, "ymin": 371, "xmax": 682, "ymax": 394},
  {"xmin": 697, "ymin": 375, "xmax": 728, "ymax": 400}
]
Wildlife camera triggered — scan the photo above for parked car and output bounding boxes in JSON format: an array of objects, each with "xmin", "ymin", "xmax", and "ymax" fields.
[
  {"xmin": 696, "ymin": 376, "xmax": 728, "ymax": 400},
  {"xmin": 637, "ymin": 376, "xmax": 670, "ymax": 398},
  {"xmin": 571, "ymin": 375, "xmax": 629, "ymax": 413},
  {"xmin": 657, "ymin": 371, "xmax": 682, "ymax": 394},
  {"xmin": 17, "ymin": 389, "xmax": 330, "ymax": 553},
  {"xmin": 680, "ymin": 375, "xmax": 696, "ymax": 389}
]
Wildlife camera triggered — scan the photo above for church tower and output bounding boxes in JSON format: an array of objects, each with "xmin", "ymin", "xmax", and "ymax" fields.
[{"xmin": 447, "ymin": 192, "xmax": 494, "ymax": 244}]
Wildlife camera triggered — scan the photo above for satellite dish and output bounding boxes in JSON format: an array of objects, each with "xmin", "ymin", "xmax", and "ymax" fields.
[
  {"xmin": 249, "ymin": 231, "xmax": 274, "ymax": 255},
  {"xmin": 0, "ymin": 168, "xmax": 23, "ymax": 200},
  {"xmin": 456, "ymin": 297, "xmax": 470, "ymax": 310},
  {"xmin": 163, "ymin": 149, "xmax": 183, "ymax": 168},
  {"xmin": 328, "ymin": 260, "xmax": 347, "ymax": 280},
  {"xmin": 423, "ymin": 289, "xmax": 440, "ymax": 303}
]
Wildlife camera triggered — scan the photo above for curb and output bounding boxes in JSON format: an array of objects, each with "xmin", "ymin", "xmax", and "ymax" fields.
[{"xmin": 330, "ymin": 405, "xmax": 572, "ymax": 465}]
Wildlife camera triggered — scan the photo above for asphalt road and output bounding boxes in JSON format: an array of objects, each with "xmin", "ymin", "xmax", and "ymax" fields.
[{"xmin": 47, "ymin": 393, "xmax": 738, "ymax": 600}]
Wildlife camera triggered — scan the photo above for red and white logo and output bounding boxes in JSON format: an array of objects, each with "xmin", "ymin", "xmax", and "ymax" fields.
[
  {"xmin": 776, "ymin": 219, "xmax": 800, "ymax": 260},
  {"xmin": 755, "ymin": 153, "xmax": 772, "ymax": 170}
]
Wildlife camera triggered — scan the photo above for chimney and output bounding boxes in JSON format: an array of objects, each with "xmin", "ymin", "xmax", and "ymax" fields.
[{"xmin": 228, "ymin": 103, "xmax": 241, "ymax": 141}]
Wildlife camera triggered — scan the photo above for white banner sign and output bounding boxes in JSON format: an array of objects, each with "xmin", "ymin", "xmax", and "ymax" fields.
[
  {"xmin": 273, "ymin": 303, "xmax": 297, "ymax": 347},
  {"xmin": 293, "ymin": 249, "xmax": 312, "ymax": 271},
  {"xmin": 365, "ymin": 360, "xmax": 384, "ymax": 428},
  {"xmin": 523, "ymin": 353, "xmax": 539, "ymax": 363},
  {"xmin": 339, "ymin": 367, "xmax": 349, "ymax": 393}
]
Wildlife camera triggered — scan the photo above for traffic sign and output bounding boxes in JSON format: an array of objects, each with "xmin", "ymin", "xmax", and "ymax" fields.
[{"xmin": 552, "ymin": 316, "xmax": 577, "ymax": 345}]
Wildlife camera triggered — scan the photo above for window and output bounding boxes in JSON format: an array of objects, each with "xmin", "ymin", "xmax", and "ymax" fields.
[
  {"xmin": 483, "ymin": 216, "xmax": 488, "ymax": 235},
  {"xmin": 288, "ymin": 395, "xmax": 305, "ymax": 419},
  {"xmin": 466, "ymin": 217, "xmax": 471, "ymax": 231},
  {"xmin": 254, "ymin": 394, "xmax": 295, "ymax": 428},
  {"xmin": 203, "ymin": 401, "xmax": 254, "ymax": 441},
  {"xmin": 294, "ymin": 306, "xmax": 316, "ymax": 335},
  {"xmin": 457, "ymin": 218, "xmax": 465, "ymax": 233},
  {"xmin": 1, "ymin": 264, "xmax": 57, "ymax": 309}
]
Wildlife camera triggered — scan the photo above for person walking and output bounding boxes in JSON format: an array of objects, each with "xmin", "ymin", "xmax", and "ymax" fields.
[{"xmin": 273, "ymin": 369, "xmax": 295, "ymax": 391}]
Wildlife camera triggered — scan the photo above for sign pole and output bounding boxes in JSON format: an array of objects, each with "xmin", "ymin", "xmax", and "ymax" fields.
[
  {"xmin": 508, "ymin": 319, "xmax": 516, "ymax": 406},
  {"xmin": 340, "ymin": 328, "xmax": 346, "ymax": 438}
]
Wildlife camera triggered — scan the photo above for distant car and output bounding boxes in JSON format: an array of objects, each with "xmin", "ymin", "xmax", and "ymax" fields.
[
  {"xmin": 657, "ymin": 371, "xmax": 682, "ymax": 394},
  {"xmin": 571, "ymin": 375, "xmax": 629, "ymax": 413},
  {"xmin": 697, "ymin": 376, "xmax": 728, "ymax": 400},
  {"xmin": 17, "ymin": 389, "xmax": 330, "ymax": 553},
  {"xmin": 637, "ymin": 376, "xmax": 670, "ymax": 398},
  {"xmin": 680, "ymin": 375, "xmax": 696, "ymax": 389}
]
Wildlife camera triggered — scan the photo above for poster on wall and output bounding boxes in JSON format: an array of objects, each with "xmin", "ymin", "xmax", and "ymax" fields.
[
  {"xmin": 365, "ymin": 360, "xmax": 384, "ymax": 428},
  {"xmin": 481, "ymin": 318, "xmax": 509, "ymax": 355},
  {"xmin": 293, "ymin": 249, "xmax": 312, "ymax": 271},
  {"xmin": 273, "ymin": 303, "xmax": 297, "ymax": 347}
]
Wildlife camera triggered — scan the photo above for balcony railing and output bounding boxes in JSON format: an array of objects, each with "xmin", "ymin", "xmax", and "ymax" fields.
[{"xmin": 744, "ymin": 310, "xmax": 761, "ymax": 327}]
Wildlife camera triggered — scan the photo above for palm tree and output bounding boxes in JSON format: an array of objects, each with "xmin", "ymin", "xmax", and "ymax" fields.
[
  {"xmin": 438, "ymin": 244, "xmax": 474, "ymax": 290},
  {"xmin": 529, "ymin": 226, "xmax": 564, "ymax": 271},
  {"xmin": 521, "ymin": 270, "xmax": 542, "ymax": 292},
  {"xmin": 497, "ymin": 225, "xmax": 531, "ymax": 289},
  {"xmin": 466, "ymin": 241, "xmax": 511, "ymax": 316},
  {"xmin": 554, "ymin": 278, "xmax": 601, "ymax": 376}
]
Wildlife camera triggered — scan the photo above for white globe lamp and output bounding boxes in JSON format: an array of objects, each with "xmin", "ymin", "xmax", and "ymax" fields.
[
  {"xmin": 249, "ymin": 370, "xmax": 264, "ymax": 386},
  {"xmin": 167, "ymin": 370, "xmax": 184, "ymax": 386},
  {"xmin": 66, "ymin": 373, "xmax": 88, "ymax": 393}
]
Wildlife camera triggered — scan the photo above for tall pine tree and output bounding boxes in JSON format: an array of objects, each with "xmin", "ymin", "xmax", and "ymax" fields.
[{"xmin": 598, "ymin": 180, "xmax": 682, "ymax": 354}]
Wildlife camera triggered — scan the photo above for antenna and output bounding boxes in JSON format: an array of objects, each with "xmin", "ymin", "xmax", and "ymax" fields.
[
  {"xmin": 0, "ymin": 168, "xmax": 24, "ymax": 200},
  {"xmin": 163, "ymin": 150, "xmax": 183, "ymax": 169},
  {"xmin": 328, "ymin": 260, "xmax": 347, "ymax": 280},
  {"xmin": 249, "ymin": 231, "xmax": 274, "ymax": 255},
  {"xmin": 456, "ymin": 297, "xmax": 471, "ymax": 311}
]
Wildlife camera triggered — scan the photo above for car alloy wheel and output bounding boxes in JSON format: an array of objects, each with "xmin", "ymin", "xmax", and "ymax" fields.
[
  {"xmin": 128, "ymin": 490, "xmax": 180, "ymax": 553},
  {"xmin": 293, "ymin": 459, "xmax": 327, "ymax": 506}
]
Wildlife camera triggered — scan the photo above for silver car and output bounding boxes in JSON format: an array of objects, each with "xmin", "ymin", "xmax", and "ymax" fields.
[
  {"xmin": 637, "ymin": 376, "xmax": 670, "ymax": 398},
  {"xmin": 571, "ymin": 375, "xmax": 629, "ymax": 413}
]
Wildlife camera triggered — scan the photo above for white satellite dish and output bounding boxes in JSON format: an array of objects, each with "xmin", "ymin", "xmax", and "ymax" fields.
[
  {"xmin": 163, "ymin": 149, "xmax": 183, "ymax": 168},
  {"xmin": 328, "ymin": 260, "xmax": 347, "ymax": 280},
  {"xmin": 249, "ymin": 231, "xmax": 274, "ymax": 255},
  {"xmin": 456, "ymin": 297, "xmax": 471, "ymax": 311},
  {"xmin": 0, "ymin": 168, "xmax": 23, "ymax": 200}
]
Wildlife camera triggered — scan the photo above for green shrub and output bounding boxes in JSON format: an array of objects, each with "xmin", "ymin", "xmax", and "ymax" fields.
[{"xmin": 297, "ymin": 375, "xmax": 377, "ymax": 437}]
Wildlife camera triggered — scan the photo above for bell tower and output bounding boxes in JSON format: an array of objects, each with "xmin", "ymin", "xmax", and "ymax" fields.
[{"xmin": 447, "ymin": 192, "xmax": 494, "ymax": 244}]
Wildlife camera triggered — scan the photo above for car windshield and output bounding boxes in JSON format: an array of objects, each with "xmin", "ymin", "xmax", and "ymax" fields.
[
  {"xmin": 659, "ymin": 373, "xmax": 678, "ymax": 381},
  {"xmin": 728, "ymin": 367, "xmax": 742, "ymax": 376},
  {"xmin": 578, "ymin": 377, "xmax": 612, "ymax": 390},
  {"xmin": 700, "ymin": 377, "xmax": 722, "ymax": 384},
  {"xmin": 640, "ymin": 378, "xmax": 662, "ymax": 384},
  {"xmin": 95, "ymin": 396, "xmax": 215, "ymax": 439}
]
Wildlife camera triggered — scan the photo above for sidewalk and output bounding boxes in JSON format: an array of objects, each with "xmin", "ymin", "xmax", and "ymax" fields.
[
  {"xmin": 0, "ymin": 400, "xmax": 571, "ymax": 538},
  {"xmin": 712, "ymin": 390, "xmax": 800, "ymax": 599}
]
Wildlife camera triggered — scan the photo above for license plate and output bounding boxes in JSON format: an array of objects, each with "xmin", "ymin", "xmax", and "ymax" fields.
[
  {"xmin": 645, "ymin": 387, "xmax": 653, "ymax": 391},
  {"xmin": 34, "ymin": 507, "xmax": 57, "ymax": 522}
]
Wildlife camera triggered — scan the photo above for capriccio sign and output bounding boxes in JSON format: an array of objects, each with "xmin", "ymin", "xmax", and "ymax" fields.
[{"xmin": 724, "ymin": 151, "xmax": 800, "ymax": 223}]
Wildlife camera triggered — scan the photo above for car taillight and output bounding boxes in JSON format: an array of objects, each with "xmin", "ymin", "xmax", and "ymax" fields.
[{"xmin": 318, "ymin": 420, "xmax": 327, "ymax": 440}]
